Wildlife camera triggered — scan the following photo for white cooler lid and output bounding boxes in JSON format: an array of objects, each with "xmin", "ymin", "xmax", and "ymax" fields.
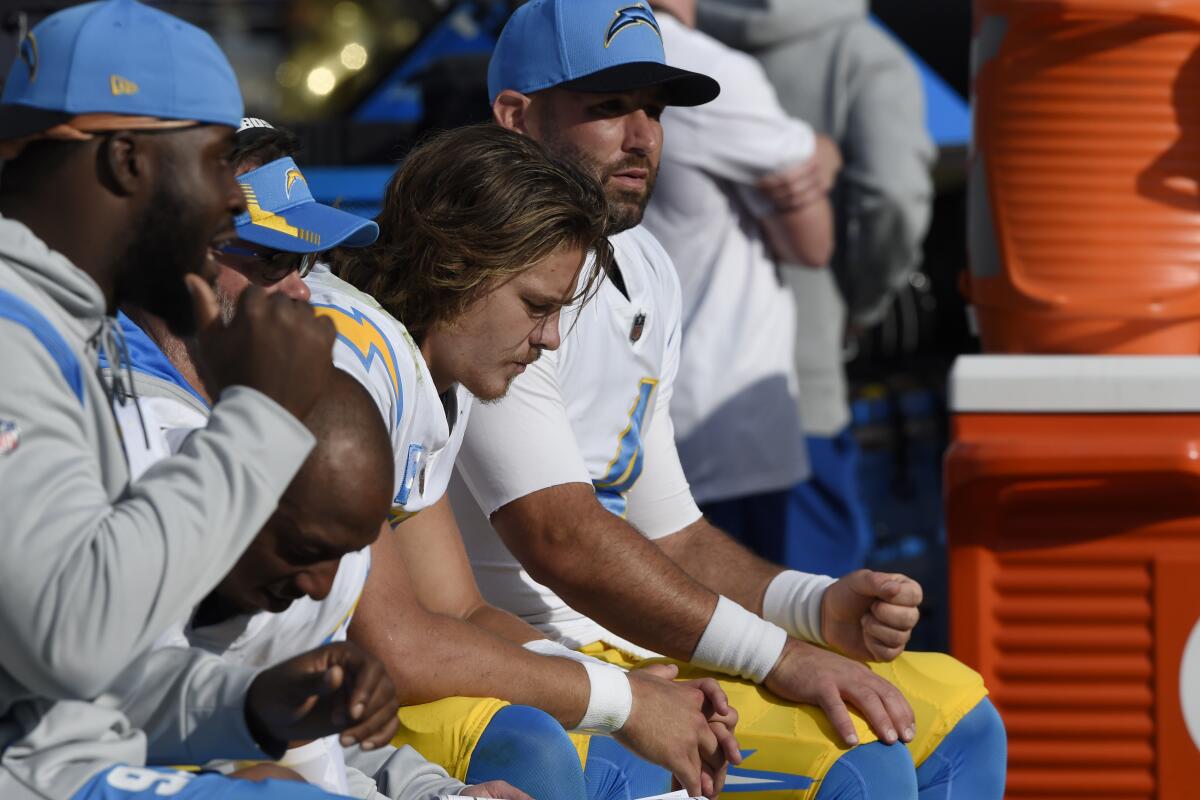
[{"xmin": 950, "ymin": 355, "xmax": 1200, "ymax": 412}]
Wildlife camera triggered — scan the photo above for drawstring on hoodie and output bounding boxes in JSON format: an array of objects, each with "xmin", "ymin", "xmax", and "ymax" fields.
[{"xmin": 92, "ymin": 317, "xmax": 150, "ymax": 450}]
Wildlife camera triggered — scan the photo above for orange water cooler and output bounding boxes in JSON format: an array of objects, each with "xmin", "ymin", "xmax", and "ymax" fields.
[
  {"xmin": 946, "ymin": 356, "xmax": 1200, "ymax": 798},
  {"xmin": 969, "ymin": 0, "xmax": 1200, "ymax": 354}
]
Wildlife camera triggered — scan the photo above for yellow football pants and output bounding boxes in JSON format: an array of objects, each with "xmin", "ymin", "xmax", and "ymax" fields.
[{"xmin": 391, "ymin": 645, "xmax": 987, "ymax": 798}]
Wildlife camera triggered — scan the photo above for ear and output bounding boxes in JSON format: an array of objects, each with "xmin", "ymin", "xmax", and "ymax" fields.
[
  {"xmin": 99, "ymin": 131, "xmax": 150, "ymax": 198},
  {"xmin": 493, "ymin": 89, "xmax": 535, "ymax": 135}
]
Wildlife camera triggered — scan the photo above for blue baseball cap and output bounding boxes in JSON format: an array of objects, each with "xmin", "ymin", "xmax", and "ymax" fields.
[
  {"xmin": 488, "ymin": 1, "xmax": 719, "ymax": 107},
  {"xmin": 0, "ymin": 0, "xmax": 242, "ymax": 140},
  {"xmin": 234, "ymin": 156, "xmax": 379, "ymax": 254}
]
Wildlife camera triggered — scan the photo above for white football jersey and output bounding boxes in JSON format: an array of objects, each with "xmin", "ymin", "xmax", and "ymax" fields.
[
  {"xmin": 306, "ymin": 265, "xmax": 473, "ymax": 523},
  {"xmin": 453, "ymin": 227, "xmax": 702, "ymax": 650}
]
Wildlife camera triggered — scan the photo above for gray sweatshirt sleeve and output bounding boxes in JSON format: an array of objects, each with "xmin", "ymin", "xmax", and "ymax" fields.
[
  {"xmin": 344, "ymin": 744, "xmax": 467, "ymax": 800},
  {"xmin": 0, "ymin": 330, "xmax": 314, "ymax": 700},
  {"xmin": 108, "ymin": 646, "xmax": 280, "ymax": 765}
]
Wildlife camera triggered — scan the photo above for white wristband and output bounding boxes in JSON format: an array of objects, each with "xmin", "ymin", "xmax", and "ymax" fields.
[
  {"xmin": 762, "ymin": 571, "xmax": 838, "ymax": 646},
  {"xmin": 522, "ymin": 638, "xmax": 632, "ymax": 733},
  {"xmin": 575, "ymin": 661, "xmax": 633, "ymax": 734},
  {"xmin": 690, "ymin": 595, "xmax": 788, "ymax": 684}
]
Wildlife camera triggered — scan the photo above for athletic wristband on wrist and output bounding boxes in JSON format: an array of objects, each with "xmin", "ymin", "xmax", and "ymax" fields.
[
  {"xmin": 521, "ymin": 639, "xmax": 633, "ymax": 733},
  {"xmin": 690, "ymin": 595, "xmax": 788, "ymax": 684},
  {"xmin": 523, "ymin": 637, "xmax": 616, "ymax": 668},
  {"xmin": 762, "ymin": 570, "xmax": 838, "ymax": 646},
  {"xmin": 575, "ymin": 661, "xmax": 634, "ymax": 734}
]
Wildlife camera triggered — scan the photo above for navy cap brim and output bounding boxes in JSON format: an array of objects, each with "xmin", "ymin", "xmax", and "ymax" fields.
[
  {"xmin": 559, "ymin": 62, "xmax": 720, "ymax": 107},
  {"xmin": 0, "ymin": 104, "xmax": 73, "ymax": 141},
  {"xmin": 236, "ymin": 203, "xmax": 379, "ymax": 254}
]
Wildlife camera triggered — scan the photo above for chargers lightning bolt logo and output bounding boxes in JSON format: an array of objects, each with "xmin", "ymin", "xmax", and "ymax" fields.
[
  {"xmin": 311, "ymin": 302, "xmax": 404, "ymax": 424},
  {"xmin": 285, "ymin": 167, "xmax": 306, "ymax": 199},
  {"xmin": 604, "ymin": 4, "xmax": 661, "ymax": 48}
]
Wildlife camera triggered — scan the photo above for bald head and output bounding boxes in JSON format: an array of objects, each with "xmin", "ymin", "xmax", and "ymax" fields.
[
  {"xmin": 209, "ymin": 369, "xmax": 393, "ymax": 616},
  {"xmin": 289, "ymin": 368, "xmax": 393, "ymax": 525}
]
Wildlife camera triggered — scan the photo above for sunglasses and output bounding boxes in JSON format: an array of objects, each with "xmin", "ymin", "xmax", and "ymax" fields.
[{"xmin": 215, "ymin": 242, "xmax": 318, "ymax": 284}]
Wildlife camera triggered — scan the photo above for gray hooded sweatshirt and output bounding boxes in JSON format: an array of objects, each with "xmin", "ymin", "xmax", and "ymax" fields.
[
  {"xmin": 0, "ymin": 214, "xmax": 317, "ymax": 798},
  {"xmin": 699, "ymin": 0, "xmax": 934, "ymax": 434}
]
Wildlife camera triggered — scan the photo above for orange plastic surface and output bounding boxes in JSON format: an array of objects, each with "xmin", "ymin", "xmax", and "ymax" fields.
[
  {"xmin": 970, "ymin": 0, "xmax": 1200, "ymax": 353},
  {"xmin": 946, "ymin": 412, "xmax": 1200, "ymax": 798}
]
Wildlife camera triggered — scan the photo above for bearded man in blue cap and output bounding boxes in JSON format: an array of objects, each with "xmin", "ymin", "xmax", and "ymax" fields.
[
  {"xmin": 0, "ymin": 3, "xmax": 406, "ymax": 799},
  {"xmin": 450, "ymin": 1, "xmax": 1006, "ymax": 798}
]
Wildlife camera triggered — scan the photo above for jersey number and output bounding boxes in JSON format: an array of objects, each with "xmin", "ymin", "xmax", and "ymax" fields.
[
  {"xmin": 104, "ymin": 767, "xmax": 193, "ymax": 796},
  {"xmin": 593, "ymin": 378, "xmax": 658, "ymax": 517}
]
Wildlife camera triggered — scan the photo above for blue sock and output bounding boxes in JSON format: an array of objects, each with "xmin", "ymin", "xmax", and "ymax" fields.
[
  {"xmin": 915, "ymin": 698, "xmax": 1007, "ymax": 800},
  {"xmin": 584, "ymin": 736, "xmax": 670, "ymax": 797},
  {"xmin": 815, "ymin": 742, "xmax": 918, "ymax": 799},
  {"xmin": 465, "ymin": 705, "xmax": 599, "ymax": 800}
]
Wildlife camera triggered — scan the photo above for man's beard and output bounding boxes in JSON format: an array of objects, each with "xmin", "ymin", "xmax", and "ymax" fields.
[
  {"xmin": 113, "ymin": 179, "xmax": 213, "ymax": 337},
  {"xmin": 539, "ymin": 129, "xmax": 657, "ymax": 235},
  {"xmin": 215, "ymin": 281, "xmax": 238, "ymax": 325}
]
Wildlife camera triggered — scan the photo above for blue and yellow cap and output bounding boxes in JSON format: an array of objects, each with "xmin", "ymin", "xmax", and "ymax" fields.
[
  {"xmin": 234, "ymin": 157, "xmax": 379, "ymax": 254},
  {"xmin": 0, "ymin": 0, "xmax": 242, "ymax": 140},
  {"xmin": 487, "ymin": 0, "xmax": 719, "ymax": 106}
]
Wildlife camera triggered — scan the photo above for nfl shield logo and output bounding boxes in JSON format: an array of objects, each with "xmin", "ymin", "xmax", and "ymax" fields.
[
  {"xmin": 630, "ymin": 312, "xmax": 646, "ymax": 343},
  {"xmin": 0, "ymin": 420, "xmax": 19, "ymax": 455}
]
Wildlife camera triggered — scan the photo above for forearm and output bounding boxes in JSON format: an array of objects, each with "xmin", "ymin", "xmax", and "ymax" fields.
[
  {"xmin": 762, "ymin": 198, "xmax": 834, "ymax": 267},
  {"xmin": 350, "ymin": 603, "xmax": 588, "ymax": 727},
  {"xmin": 495, "ymin": 484, "xmax": 719, "ymax": 661},
  {"xmin": 656, "ymin": 517, "xmax": 783, "ymax": 615},
  {"xmin": 0, "ymin": 377, "xmax": 312, "ymax": 699}
]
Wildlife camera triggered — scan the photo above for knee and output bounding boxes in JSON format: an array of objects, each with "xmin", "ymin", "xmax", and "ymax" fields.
[
  {"xmin": 959, "ymin": 697, "xmax": 1007, "ymax": 755},
  {"xmin": 818, "ymin": 742, "xmax": 917, "ymax": 800},
  {"xmin": 475, "ymin": 704, "xmax": 577, "ymax": 763},
  {"xmin": 467, "ymin": 704, "xmax": 585, "ymax": 793}
]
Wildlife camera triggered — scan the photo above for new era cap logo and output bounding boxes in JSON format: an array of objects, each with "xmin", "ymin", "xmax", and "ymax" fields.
[
  {"xmin": 604, "ymin": 4, "xmax": 661, "ymax": 48},
  {"xmin": 110, "ymin": 75, "xmax": 139, "ymax": 96}
]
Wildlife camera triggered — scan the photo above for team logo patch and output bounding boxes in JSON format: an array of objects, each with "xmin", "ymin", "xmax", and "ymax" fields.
[
  {"xmin": 394, "ymin": 443, "xmax": 427, "ymax": 507},
  {"xmin": 285, "ymin": 167, "xmax": 306, "ymax": 198},
  {"xmin": 18, "ymin": 32, "xmax": 38, "ymax": 82},
  {"xmin": 629, "ymin": 311, "xmax": 646, "ymax": 343},
  {"xmin": 0, "ymin": 420, "xmax": 19, "ymax": 456},
  {"xmin": 604, "ymin": 4, "xmax": 661, "ymax": 49},
  {"xmin": 110, "ymin": 74, "xmax": 139, "ymax": 96}
]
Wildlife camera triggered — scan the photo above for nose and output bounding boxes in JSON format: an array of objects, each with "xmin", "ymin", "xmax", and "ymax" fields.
[
  {"xmin": 268, "ymin": 270, "xmax": 311, "ymax": 303},
  {"xmin": 623, "ymin": 109, "xmax": 660, "ymax": 157},
  {"xmin": 295, "ymin": 560, "xmax": 339, "ymax": 602},
  {"xmin": 531, "ymin": 312, "xmax": 561, "ymax": 351},
  {"xmin": 224, "ymin": 168, "xmax": 247, "ymax": 217}
]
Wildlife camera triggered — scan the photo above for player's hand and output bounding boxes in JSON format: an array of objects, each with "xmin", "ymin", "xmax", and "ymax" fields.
[
  {"xmin": 459, "ymin": 781, "xmax": 535, "ymax": 799},
  {"xmin": 822, "ymin": 570, "xmax": 923, "ymax": 662},
  {"xmin": 764, "ymin": 638, "xmax": 914, "ymax": 747},
  {"xmin": 186, "ymin": 274, "xmax": 335, "ymax": 421},
  {"xmin": 617, "ymin": 664, "xmax": 740, "ymax": 799},
  {"xmin": 756, "ymin": 158, "xmax": 826, "ymax": 211},
  {"xmin": 244, "ymin": 642, "xmax": 399, "ymax": 752}
]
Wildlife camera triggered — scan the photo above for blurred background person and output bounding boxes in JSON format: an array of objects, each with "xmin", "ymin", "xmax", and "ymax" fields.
[
  {"xmin": 698, "ymin": 0, "xmax": 936, "ymax": 577},
  {"xmin": 641, "ymin": 0, "xmax": 838, "ymax": 574}
]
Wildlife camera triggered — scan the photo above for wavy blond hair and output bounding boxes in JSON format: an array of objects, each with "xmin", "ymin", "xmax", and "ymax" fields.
[{"xmin": 330, "ymin": 123, "xmax": 612, "ymax": 341}]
